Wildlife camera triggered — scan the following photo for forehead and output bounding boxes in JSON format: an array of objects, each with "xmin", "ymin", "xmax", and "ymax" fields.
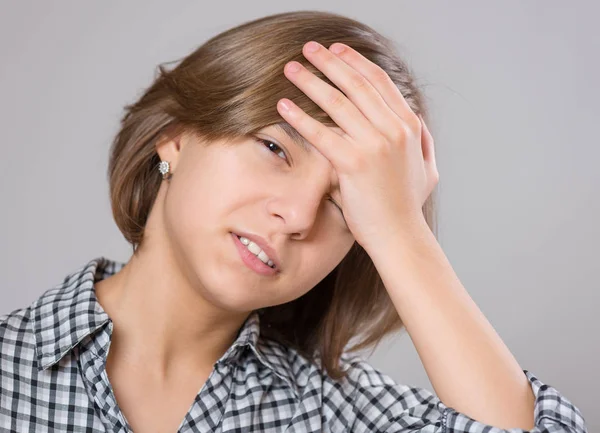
[
  {"xmin": 263, "ymin": 122, "xmax": 343, "ymax": 154},
  {"xmin": 260, "ymin": 121, "xmax": 344, "ymax": 196}
]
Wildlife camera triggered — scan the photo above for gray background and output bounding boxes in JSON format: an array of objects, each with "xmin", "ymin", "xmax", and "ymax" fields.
[{"xmin": 1, "ymin": 1, "xmax": 597, "ymax": 430}]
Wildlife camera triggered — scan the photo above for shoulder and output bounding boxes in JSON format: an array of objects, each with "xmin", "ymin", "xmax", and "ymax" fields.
[
  {"xmin": 262, "ymin": 342, "xmax": 446, "ymax": 432},
  {"xmin": 317, "ymin": 354, "xmax": 588, "ymax": 433},
  {"xmin": 297, "ymin": 351, "xmax": 440, "ymax": 407},
  {"xmin": 0, "ymin": 277, "xmax": 66, "ymax": 373},
  {"xmin": 325, "ymin": 354, "xmax": 446, "ymax": 430},
  {"xmin": 259, "ymin": 337, "xmax": 441, "ymax": 407},
  {"xmin": 0, "ymin": 304, "xmax": 35, "ymax": 344},
  {"xmin": 0, "ymin": 305, "xmax": 37, "ymax": 374}
]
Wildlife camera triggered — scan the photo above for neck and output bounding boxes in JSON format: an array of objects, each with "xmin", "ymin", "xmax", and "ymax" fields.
[{"xmin": 94, "ymin": 242, "xmax": 250, "ymax": 381}]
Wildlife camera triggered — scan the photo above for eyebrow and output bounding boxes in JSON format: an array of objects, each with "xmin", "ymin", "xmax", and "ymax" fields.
[
  {"xmin": 272, "ymin": 122, "xmax": 312, "ymax": 154},
  {"xmin": 269, "ymin": 122, "xmax": 345, "ymax": 221}
]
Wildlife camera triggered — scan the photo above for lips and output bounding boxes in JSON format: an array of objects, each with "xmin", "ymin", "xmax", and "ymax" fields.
[
  {"xmin": 231, "ymin": 231, "xmax": 281, "ymax": 270},
  {"xmin": 231, "ymin": 233, "xmax": 279, "ymax": 276}
]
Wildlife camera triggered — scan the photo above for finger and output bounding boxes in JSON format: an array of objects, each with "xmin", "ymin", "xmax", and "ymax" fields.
[
  {"xmin": 277, "ymin": 98, "xmax": 355, "ymax": 172},
  {"xmin": 283, "ymin": 58, "xmax": 378, "ymax": 147},
  {"xmin": 300, "ymin": 41, "xmax": 401, "ymax": 143},
  {"xmin": 419, "ymin": 114, "xmax": 439, "ymax": 190},
  {"xmin": 418, "ymin": 115, "xmax": 433, "ymax": 161},
  {"xmin": 328, "ymin": 43, "xmax": 420, "ymax": 130}
]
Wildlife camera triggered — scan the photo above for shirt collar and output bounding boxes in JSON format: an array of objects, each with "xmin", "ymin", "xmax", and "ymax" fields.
[{"xmin": 31, "ymin": 256, "xmax": 299, "ymax": 398}]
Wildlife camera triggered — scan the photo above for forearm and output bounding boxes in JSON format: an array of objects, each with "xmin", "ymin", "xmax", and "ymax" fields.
[{"xmin": 366, "ymin": 219, "xmax": 536, "ymax": 430}]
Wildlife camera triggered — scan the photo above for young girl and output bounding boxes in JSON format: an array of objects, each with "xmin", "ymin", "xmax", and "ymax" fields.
[{"xmin": 0, "ymin": 10, "xmax": 587, "ymax": 433}]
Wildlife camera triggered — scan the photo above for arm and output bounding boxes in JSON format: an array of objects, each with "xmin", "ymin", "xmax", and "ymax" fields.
[{"xmin": 365, "ymin": 216, "xmax": 535, "ymax": 430}]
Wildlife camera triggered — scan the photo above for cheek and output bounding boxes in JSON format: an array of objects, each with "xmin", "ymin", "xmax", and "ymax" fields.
[
  {"xmin": 161, "ymin": 164, "xmax": 229, "ymax": 273},
  {"xmin": 309, "ymin": 236, "xmax": 354, "ymax": 284},
  {"xmin": 277, "ymin": 236, "xmax": 354, "ymax": 304},
  {"xmin": 166, "ymin": 155, "xmax": 244, "ymax": 236},
  {"xmin": 166, "ymin": 177, "xmax": 212, "ymax": 237}
]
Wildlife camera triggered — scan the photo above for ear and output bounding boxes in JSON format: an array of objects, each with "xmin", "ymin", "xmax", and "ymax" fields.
[{"xmin": 155, "ymin": 132, "xmax": 185, "ymax": 172}]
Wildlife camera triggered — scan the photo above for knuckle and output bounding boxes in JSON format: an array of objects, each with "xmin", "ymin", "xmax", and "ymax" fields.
[
  {"xmin": 372, "ymin": 65, "xmax": 392, "ymax": 85},
  {"xmin": 406, "ymin": 113, "xmax": 422, "ymax": 133},
  {"xmin": 425, "ymin": 128, "xmax": 435, "ymax": 146},
  {"xmin": 373, "ymin": 137, "xmax": 393, "ymax": 156},
  {"xmin": 346, "ymin": 154, "xmax": 366, "ymax": 172},
  {"xmin": 348, "ymin": 74, "xmax": 369, "ymax": 91},
  {"xmin": 389, "ymin": 124, "xmax": 408, "ymax": 144},
  {"xmin": 311, "ymin": 126, "xmax": 327, "ymax": 145},
  {"xmin": 428, "ymin": 169, "xmax": 440, "ymax": 190},
  {"xmin": 326, "ymin": 90, "xmax": 346, "ymax": 108},
  {"xmin": 429, "ymin": 179, "xmax": 439, "ymax": 196}
]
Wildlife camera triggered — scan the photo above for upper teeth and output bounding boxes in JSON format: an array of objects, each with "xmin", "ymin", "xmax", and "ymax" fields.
[{"xmin": 238, "ymin": 236, "xmax": 275, "ymax": 268}]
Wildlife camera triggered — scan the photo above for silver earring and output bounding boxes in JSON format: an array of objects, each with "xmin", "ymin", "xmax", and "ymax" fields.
[{"xmin": 158, "ymin": 160, "xmax": 172, "ymax": 180}]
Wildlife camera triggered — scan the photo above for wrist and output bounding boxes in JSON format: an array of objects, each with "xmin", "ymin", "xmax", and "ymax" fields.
[{"xmin": 361, "ymin": 214, "xmax": 434, "ymax": 259}]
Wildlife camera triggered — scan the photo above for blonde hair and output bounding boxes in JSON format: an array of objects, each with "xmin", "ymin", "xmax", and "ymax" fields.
[{"xmin": 108, "ymin": 10, "xmax": 437, "ymax": 380}]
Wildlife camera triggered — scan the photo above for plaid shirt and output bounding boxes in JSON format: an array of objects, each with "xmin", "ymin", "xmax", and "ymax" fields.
[{"xmin": 1, "ymin": 257, "xmax": 588, "ymax": 432}]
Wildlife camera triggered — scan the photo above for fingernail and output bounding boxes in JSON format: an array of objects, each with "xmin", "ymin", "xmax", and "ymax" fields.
[
  {"xmin": 330, "ymin": 44, "xmax": 345, "ymax": 54},
  {"xmin": 279, "ymin": 99, "xmax": 292, "ymax": 112},
  {"xmin": 287, "ymin": 62, "xmax": 301, "ymax": 73},
  {"xmin": 305, "ymin": 41, "xmax": 320, "ymax": 52}
]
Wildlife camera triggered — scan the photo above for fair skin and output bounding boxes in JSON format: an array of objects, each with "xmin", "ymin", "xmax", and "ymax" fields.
[
  {"xmin": 96, "ymin": 40, "xmax": 536, "ymax": 431},
  {"xmin": 94, "ymin": 121, "xmax": 355, "ymax": 431},
  {"xmin": 274, "ymin": 41, "xmax": 535, "ymax": 429}
]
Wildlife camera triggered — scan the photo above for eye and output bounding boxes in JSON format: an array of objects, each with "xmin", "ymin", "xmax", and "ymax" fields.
[
  {"xmin": 328, "ymin": 196, "xmax": 348, "ymax": 229},
  {"xmin": 327, "ymin": 196, "xmax": 342, "ymax": 212},
  {"xmin": 256, "ymin": 138, "xmax": 289, "ymax": 162}
]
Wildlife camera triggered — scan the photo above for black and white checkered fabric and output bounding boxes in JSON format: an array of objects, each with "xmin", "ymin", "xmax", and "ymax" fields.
[{"xmin": 1, "ymin": 257, "xmax": 588, "ymax": 432}]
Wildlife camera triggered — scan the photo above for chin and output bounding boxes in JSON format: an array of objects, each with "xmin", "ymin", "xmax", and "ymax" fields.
[
  {"xmin": 194, "ymin": 271, "xmax": 267, "ymax": 313},
  {"xmin": 210, "ymin": 292, "xmax": 265, "ymax": 314},
  {"xmin": 183, "ymin": 235, "xmax": 285, "ymax": 312}
]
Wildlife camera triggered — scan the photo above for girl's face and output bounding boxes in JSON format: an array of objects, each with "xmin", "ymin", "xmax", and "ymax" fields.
[{"xmin": 155, "ymin": 123, "xmax": 355, "ymax": 313}]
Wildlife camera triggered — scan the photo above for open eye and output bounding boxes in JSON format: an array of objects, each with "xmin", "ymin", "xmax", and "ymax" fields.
[{"xmin": 256, "ymin": 138, "xmax": 288, "ymax": 162}]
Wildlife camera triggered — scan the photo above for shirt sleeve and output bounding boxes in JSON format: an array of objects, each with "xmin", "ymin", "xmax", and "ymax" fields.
[{"xmin": 348, "ymin": 363, "xmax": 588, "ymax": 433}]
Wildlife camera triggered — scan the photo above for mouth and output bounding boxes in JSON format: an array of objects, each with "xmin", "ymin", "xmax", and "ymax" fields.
[{"xmin": 231, "ymin": 232, "xmax": 280, "ymax": 276}]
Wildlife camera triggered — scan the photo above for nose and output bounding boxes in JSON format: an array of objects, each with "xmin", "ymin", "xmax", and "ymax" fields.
[{"xmin": 266, "ymin": 180, "xmax": 330, "ymax": 240}]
